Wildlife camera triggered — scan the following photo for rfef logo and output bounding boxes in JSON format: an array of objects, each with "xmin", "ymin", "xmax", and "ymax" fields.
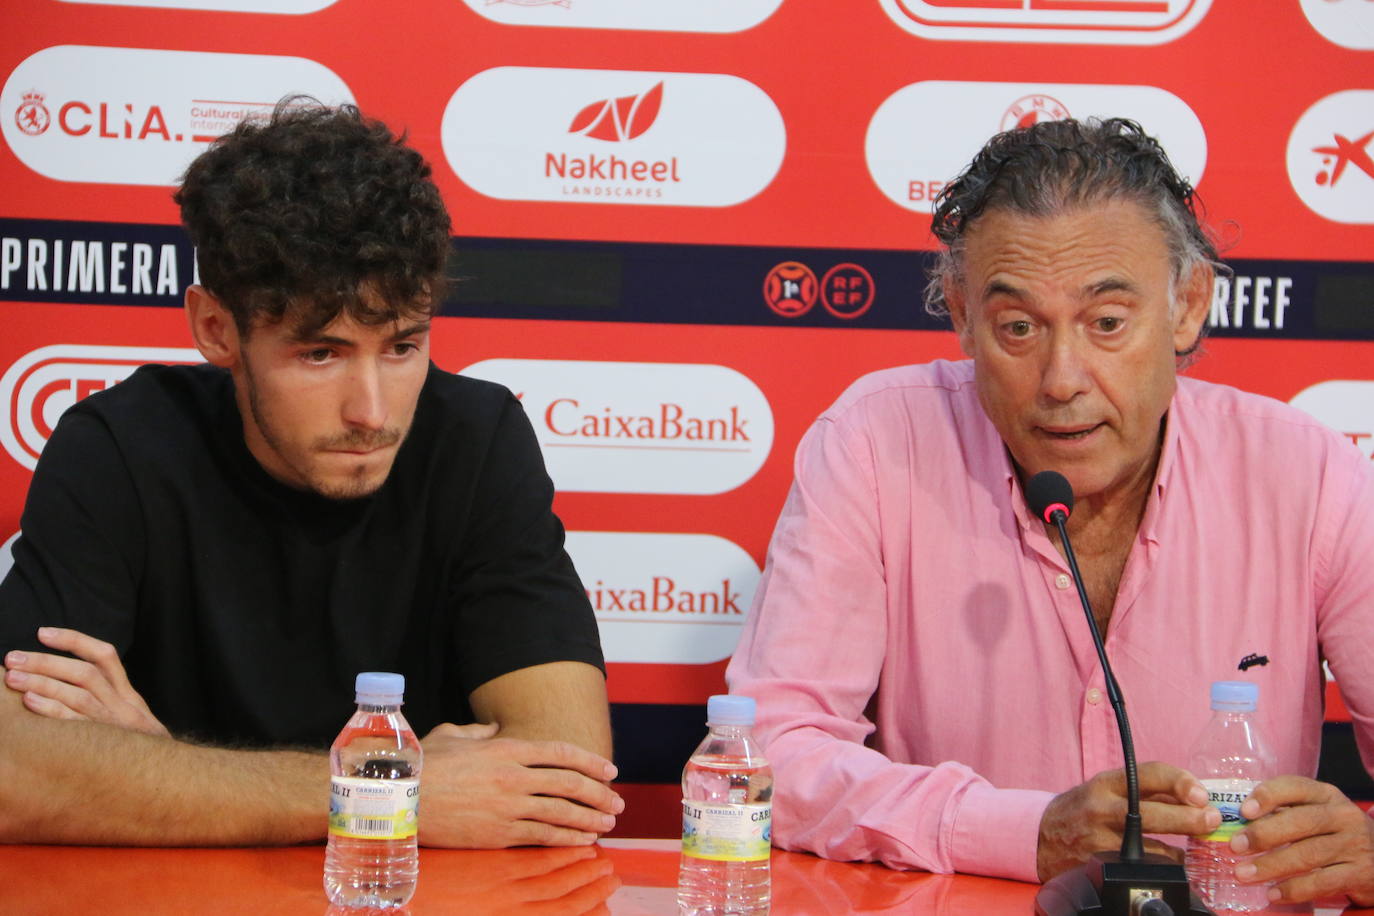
[
  {"xmin": 1287, "ymin": 91, "xmax": 1374, "ymax": 225},
  {"xmin": 1, "ymin": 344, "xmax": 201, "ymax": 470},
  {"xmin": 566, "ymin": 531, "xmax": 761, "ymax": 664},
  {"xmin": 460, "ymin": 0, "xmax": 781, "ymax": 32},
  {"xmin": 461, "ymin": 358, "xmax": 774, "ymax": 494},
  {"xmin": 821, "ymin": 264, "xmax": 876, "ymax": 319},
  {"xmin": 866, "ymin": 81, "xmax": 1207, "ymax": 214},
  {"xmin": 1289, "ymin": 381, "xmax": 1374, "ymax": 461},
  {"xmin": 442, "ymin": 67, "xmax": 785, "ymax": 207},
  {"xmin": 1299, "ymin": 0, "xmax": 1374, "ymax": 50},
  {"xmin": 878, "ymin": 0, "xmax": 1212, "ymax": 44},
  {"xmin": 1, "ymin": 46, "xmax": 353, "ymax": 186}
]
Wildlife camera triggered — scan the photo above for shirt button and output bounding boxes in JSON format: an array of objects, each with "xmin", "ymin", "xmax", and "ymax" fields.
[
  {"xmin": 1056, "ymin": 574, "xmax": 1071, "ymax": 590},
  {"xmin": 1086, "ymin": 688, "xmax": 1103, "ymax": 706}
]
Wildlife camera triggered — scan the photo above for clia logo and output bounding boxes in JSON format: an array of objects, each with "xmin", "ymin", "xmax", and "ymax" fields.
[
  {"xmin": 1, "ymin": 344, "xmax": 201, "ymax": 470},
  {"xmin": 569, "ymin": 81, "xmax": 662, "ymax": 142},
  {"xmin": 15, "ymin": 90, "xmax": 49, "ymax": 136},
  {"xmin": 1001, "ymin": 94, "xmax": 1070, "ymax": 131},
  {"xmin": 1287, "ymin": 91, "xmax": 1374, "ymax": 224}
]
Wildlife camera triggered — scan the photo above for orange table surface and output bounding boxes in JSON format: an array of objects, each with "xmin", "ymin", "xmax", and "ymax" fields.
[{"xmin": 0, "ymin": 839, "xmax": 1350, "ymax": 915}]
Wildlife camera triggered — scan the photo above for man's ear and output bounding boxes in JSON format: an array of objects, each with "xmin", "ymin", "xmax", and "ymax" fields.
[
  {"xmin": 945, "ymin": 278, "xmax": 975, "ymax": 357},
  {"xmin": 1172, "ymin": 262, "xmax": 1213, "ymax": 355},
  {"xmin": 185, "ymin": 285, "xmax": 240, "ymax": 369}
]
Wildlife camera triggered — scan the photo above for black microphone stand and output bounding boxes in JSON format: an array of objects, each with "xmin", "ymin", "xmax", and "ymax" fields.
[{"xmin": 1033, "ymin": 499, "xmax": 1211, "ymax": 916}]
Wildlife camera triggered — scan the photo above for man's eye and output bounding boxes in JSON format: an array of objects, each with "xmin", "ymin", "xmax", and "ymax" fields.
[
  {"xmin": 1006, "ymin": 320, "xmax": 1032, "ymax": 337},
  {"xmin": 1096, "ymin": 316, "xmax": 1123, "ymax": 332},
  {"xmin": 302, "ymin": 348, "xmax": 333, "ymax": 363}
]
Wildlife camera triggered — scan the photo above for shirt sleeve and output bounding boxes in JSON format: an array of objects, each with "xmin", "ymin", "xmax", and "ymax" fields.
[
  {"xmin": 1313, "ymin": 437, "xmax": 1374, "ymax": 783},
  {"xmin": 0, "ymin": 408, "xmax": 145, "ymax": 656},
  {"xmin": 446, "ymin": 391, "xmax": 604, "ymax": 697},
  {"xmin": 726, "ymin": 411, "xmax": 1052, "ymax": 883}
]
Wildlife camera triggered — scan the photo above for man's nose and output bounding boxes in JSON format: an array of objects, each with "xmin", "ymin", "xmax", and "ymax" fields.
[
  {"xmin": 1039, "ymin": 331, "xmax": 1092, "ymax": 404},
  {"xmin": 341, "ymin": 361, "xmax": 388, "ymax": 430}
]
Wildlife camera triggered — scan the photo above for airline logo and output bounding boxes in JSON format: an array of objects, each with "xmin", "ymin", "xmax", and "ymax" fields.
[
  {"xmin": 1, "ymin": 344, "xmax": 202, "ymax": 470},
  {"xmin": 567, "ymin": 531, "xmax": 760, "ymax": 664},
  {"xmin": 0, "ymin": 531, "xmax": 15, "ymax": 581},
  {"xmin": 1289, "ymin": 381, "xmax": 1374, "ymax": 462},
  {"xmin": 58, "ymin": 0, "xmax": 337, "ymax": 11},
  {"xmin": 1, "ymin": 46, "xmax": 353, "ymax": 186},
  {"xmin": 866, "ymin": 81, "xmax": 1207, "ymax": 214},
  {"xmin": 877, "ymin": 0, "xmax": 1212, "ymax": 44},
  {"xmin": 1287, "ymin": 91, "xmax": 1374, "ymax": 225},
  {"xmin": 461, "ymin": 359, "xmax": 774, "ymax": 495},
  {"xmin": 1299, "ymin": 0, "xmax": 1374, "ymax": 50},
  {"xmin": 442, "ymin": 68, "xmax": 786, "ymax": 207},
  {"xmin": 460, "ymin": 0, "xmax": 782, "ymax": 32}
]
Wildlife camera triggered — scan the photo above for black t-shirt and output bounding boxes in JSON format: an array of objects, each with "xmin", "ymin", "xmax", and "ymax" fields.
[{"xmin": 0, "ymin": 363, "xmax": 603, "ymax": 746}]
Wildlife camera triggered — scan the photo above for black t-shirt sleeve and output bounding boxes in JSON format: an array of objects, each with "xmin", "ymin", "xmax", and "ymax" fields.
[
  {"xmin": 0, "ymin": 408, "xmax": 144, "ymax": 655},
  {"xmin": 447, "ymin": 392, "xmax": 603, "ymax": 697}
]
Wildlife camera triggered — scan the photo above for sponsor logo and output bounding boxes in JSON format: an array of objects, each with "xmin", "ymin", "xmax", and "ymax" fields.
[
  {"xmin": 1, "ymin": 344, "xmax": 201, "ymax": 470},
  {"xmin": 0, "ymin": 531, "xmax": 15, "ymax": 580},
  {"xmin": 763, "ymin": 261, "xmax": 818, "ymax": 318},
  {"xmin": 1, "ymin": 46, "xmax": 353, "ymax": 186},
  {"xmin": 566, "ymin": 531, "xmax": 760, "ymax": 664},
  {"xmin": 877, "ymin": 0, "xmax": 1212, "ymax": 44},
  {"xmin": 866, "ymin": 81, "xmax": 1207, "ymax": 214},
  {"xmin": 1287, "ymin": 91, "xmax": 1374, "ymax": 224},
  {"xmin": 821, "ymin": 263, "xmax": 876, "ymax": 319},
  {"xmin": 460, "ymin": 0, "xmax": 781, "ymax": 32},
  {"xmin": 1299, "ymin": 0, "xmax": 1374, "ymax": 50},
  {"xmin": 1208, "ymin": 273, "xmax": 1293, "ymax": 331},
  {"xmin": 1289, "ymin": 380, "xmax": 1374, "ymax": 461},
  {"xmin": 57, "ymin": 0, "xmax": 338, "ymax": 12},
  {"xmin": 0, "ymin": 234, "xmax": 188, "ymax": 297},
  {"xmin": 461, "ymin": 358, "xmax": 773, "ymax": 494},
  {"xmin": 441, "ymin": 67, "xmax": 785, "ymax": 207}
]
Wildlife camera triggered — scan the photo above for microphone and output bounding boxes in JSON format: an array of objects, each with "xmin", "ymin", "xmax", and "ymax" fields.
[{"xmin": 1027, "ymin": 471, "xmax": 1210, "ymax": 916}]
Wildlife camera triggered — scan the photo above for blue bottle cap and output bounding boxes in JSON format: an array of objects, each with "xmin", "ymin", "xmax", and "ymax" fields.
[
  {"xmin": 1210, "ymin": 680, "xmax": 1258, "ymax": 712},
  {"xmin": 355, "ymin": 671, "xmax": 405, "ymax": 705},
  {"xmin": 707, "ymin": 694, "xmax": 756, "ymax": 726}
]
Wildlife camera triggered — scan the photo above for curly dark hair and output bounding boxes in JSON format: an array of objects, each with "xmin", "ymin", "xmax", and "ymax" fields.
[
  {"xmin": 925, "ymin": 118, "xmax": 1225, "ymax": 352},
  {"xmin": 175, "ymin": 97, "xmax": 452, "ymax": 336}
]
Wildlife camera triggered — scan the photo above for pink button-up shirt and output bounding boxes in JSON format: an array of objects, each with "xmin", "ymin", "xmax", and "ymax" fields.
[{"xmin": 726, "ymin": 359, "xmax": 1374, "ymax": 883}]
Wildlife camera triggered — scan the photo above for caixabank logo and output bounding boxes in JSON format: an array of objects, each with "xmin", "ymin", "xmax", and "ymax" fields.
[
  {"xmin": 461, "ymin": 358, "xmax": 774, "ymax": 494},
  {"xmin": 1, "ymin": 344, "xmax": 201, "ymax": 470},
  {"xmin": 1287, "ymin": 91, "xmax": 1374, "ymax": 225},
  {"xmin": 442, "ymin": 68, "xmax": 785, "ymax": 207},
  {"xmin": 1, "ymin": 46, "xmax": 353, "ymax": 186},
  {"xmin": 866, "ymin": 81, "xmax": 1206, "ymax": 214},
  {"xmin": 1290, "ymin": 381, "xmax": 1374, "ymax": 462},
  {"xmin": 460, "ymin": 0, "xmax": 782, "ymax": 32},
  {"xmin": 566, "ymin": 531, "xmax": 761, "ymax": 665},
  {"xmin": 878, "ymin": 0, "xmax": 1212, "ymax": 44}
]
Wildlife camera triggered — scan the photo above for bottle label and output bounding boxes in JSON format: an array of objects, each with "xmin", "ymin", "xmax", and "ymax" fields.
[
  {"xmin": 328, "ymin": 776, "xmax": 420, "ymax": 840},
  {"xmin": 681, "ymin": 800, "xmax": 771, "ymax": 862},
  {"xmin": 1199, "ymin": 777, "xmax": 1257, "ymax": 842}
]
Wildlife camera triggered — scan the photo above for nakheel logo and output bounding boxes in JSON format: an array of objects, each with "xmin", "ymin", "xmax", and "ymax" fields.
[
  {"xmin": 1289, "ymin": 381, "xmax": 1374, "ymax": 461},
  {"xmin": 58, "ymin": 0, "xmax": 338, "ymax": 11},
  {"xmin": 461, "ymin": 0, "xmax": 782, "ymax": 32},
  {"xmin": 1, "ymin": 45, "xmax": 353, "ymax": 186},
  {"xmin": 442, "ymin": 67, "xmax": 785, "ymax": 207},
  {"xmin": 1299, "ymin": 0, "xmax": 1374, "ymax": 50},
  {"xmin": 878, "ymin": 0, "xmax": 1212, "ymax": 44},
  {"xmin": 1, "ymin": 345, "xmax": 201, "ymax": 470},
  {"xmin": 1287, "ymin": 91, "xmax": 1374, "ymax": 225},
  {"xmin": 462, "ymin": 359, "xmax": 774, "ymax": 494},
  {"xmin": 867, "ymin": 81, "xmax": 1206, "ymax": 214},
  {"xmin": 567, "ymin": 531, "xmax": 760, "ymax": 664}
]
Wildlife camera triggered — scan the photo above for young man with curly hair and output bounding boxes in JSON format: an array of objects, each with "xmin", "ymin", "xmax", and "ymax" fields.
[{"xmin": 0, "ymin": 101, "xmax": 621, "ymax": 848}]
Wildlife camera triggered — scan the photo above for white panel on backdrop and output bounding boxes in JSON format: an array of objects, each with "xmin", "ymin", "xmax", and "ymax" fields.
[
  {"xmin": 0, "ymin": 531, "xmax": 16, "ymax": 582},
  {"xmin": 566, "ymin": 531, "xmax": 760, "ymax": 665},
  {"xmin": 876, "ymin": 0, "xmax": 1212, "ymax": 45},
  {"xmin": 459, "ymin": 0, "xmax": 783, "ymax": 33},
  {"xmin": 441, "ymin": 68, "xmax": 786, "ymax": 207},
  {"xmin": 865, "ymin": 81, "xmax": 1208, "ymax": 215},
  {"xmin": 1289, "ymin": 381, "xmax": 1374, "ymax": 461},
  {"xmin": 1, "ymin": 344, "xmax": 203, "ymax": 471},
  {"xmin": 461, "ymin": 358, "xmax": 774, "ymax": 495},
  {"xmin": 1286, "ymin": 91, "xmax": 1374, "ymax": 226},
  {"xmin": 58, "ymin": 0, "xmax": 337, "ymax": 11},
  {"xmin": 1299, "ymin": 0, "xmax": 1374, "ymax": 50},
  {"xmin": 2, "ymin": 46, "xmax": 354, "ymax": 187}
]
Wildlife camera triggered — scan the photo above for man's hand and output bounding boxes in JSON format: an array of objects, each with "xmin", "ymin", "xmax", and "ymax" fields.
[
  {"xmin": 2, "ymin": 627, "xmax": 168, "ymax": 737},
  {"xmin": 1230, "ymin": 775, "xmax": 1374, "ymax": 907},
  {"xmin": 417, "ymin": 722, "xmax": 623, "ymax": 849},
  {"xmin": 1037, "ymin": 761, "xmax": 1220, "ymax": 881}
]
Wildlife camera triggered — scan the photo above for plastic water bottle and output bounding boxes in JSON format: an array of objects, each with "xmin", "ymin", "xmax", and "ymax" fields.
[
  {"xmin": 324, "ymin": 672, "xmax": 423, "ymax": 908},
  {"xmin": 1185, "ymin": 680, "xmax": 1275, "ymax": 912},
  {"xmin": 678, "ymin": 694, "xmax": 773, "ymax": 916}
]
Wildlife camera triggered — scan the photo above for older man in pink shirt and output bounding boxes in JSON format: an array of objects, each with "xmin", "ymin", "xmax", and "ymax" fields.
[{"xmin": 726, "ymin": 118, "xmax": 1374, "ymax": 907}]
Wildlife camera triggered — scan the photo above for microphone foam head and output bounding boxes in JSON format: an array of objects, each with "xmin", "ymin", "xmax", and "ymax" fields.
[{"xmin": 1026, "ymin": 470, "xmax": 1074, "ymax": 523}]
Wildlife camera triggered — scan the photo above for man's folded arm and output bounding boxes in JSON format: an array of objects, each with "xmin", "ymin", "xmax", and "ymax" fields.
[{"xmin": 0, "ymin": 679, "xmax": 326, "ymax": 845}]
